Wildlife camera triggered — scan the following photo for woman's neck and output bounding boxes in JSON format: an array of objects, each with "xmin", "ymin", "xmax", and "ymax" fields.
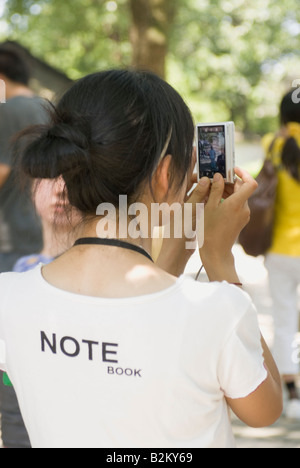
[
  {"xmin": 40, "ymin": 221, "xmax": 74, "ymax": 259},
  {"xmin": 80, "ymin": 217, "xmax": 154, "ymax": 259},
  {"xmin": 40, "ymin": 214, "xmax": 179, "ymax": 299}
]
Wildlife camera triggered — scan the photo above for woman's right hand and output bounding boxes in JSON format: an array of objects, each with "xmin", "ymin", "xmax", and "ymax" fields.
[{"xmin": 199, "ymin": 168, "xmax": 258, "ymax": 282}]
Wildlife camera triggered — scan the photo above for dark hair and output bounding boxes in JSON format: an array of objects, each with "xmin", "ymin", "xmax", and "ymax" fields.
[
  {"xmin": 280, "ymin": 90, "xmax": 300, "ymax": 126},
  {"xmin": 280, "ymin": 90, "xmax": 300, "ymax": 182},
  {"xmin": 0, "ymin": 48, "xmax": 30, "ymax": 86},
  {"xmin": 18, "ymin": 70, "xmax": 194, "ymax": 214}
]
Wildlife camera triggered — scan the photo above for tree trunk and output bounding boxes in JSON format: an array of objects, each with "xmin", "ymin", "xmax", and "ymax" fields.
[{"xmin": 129, "ymin": 0, "xmax": 175, "ymax": 79}]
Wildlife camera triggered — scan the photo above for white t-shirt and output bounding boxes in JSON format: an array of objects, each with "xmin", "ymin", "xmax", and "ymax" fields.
[{"xmin": 0, "ymin": 265, "xmax": 267, "ymax": 448}]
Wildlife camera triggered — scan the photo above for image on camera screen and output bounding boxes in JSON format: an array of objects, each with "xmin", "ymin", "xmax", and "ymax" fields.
[{"xmin": 198, "ymin": 125, "xmax": 226, "ymax": 179}]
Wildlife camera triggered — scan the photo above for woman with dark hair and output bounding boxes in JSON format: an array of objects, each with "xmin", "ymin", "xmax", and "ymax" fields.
[
  {"xmin": 0, "ymin": 70, "xmax": 281, "ymax": 448},
  {"xmin": 264, "ymin": 90, "xmax": 300, "ymax": 420}
]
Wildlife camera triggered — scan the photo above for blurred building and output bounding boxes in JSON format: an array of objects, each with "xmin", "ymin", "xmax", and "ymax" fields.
[{"xmin": 0, "ymin": 40, "xmax": 73, "ymax": 102}]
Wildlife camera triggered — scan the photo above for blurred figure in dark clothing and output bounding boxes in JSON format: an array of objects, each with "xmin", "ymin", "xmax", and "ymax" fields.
[{"xmin": 0, "ymin": 47, "xmax": 48, "ymax": 448}]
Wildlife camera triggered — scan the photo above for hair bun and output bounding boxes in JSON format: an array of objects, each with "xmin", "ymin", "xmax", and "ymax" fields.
[
  {"xmin": 47, "ymin": 115, "xmax": 91, "ymax": 150},
  {"xmin": 20, "ymin": 114, "xmax": 92, "ymax": 180},
  {"xmin": 17, "ymin": 69, "xmax": 195, "ymax": 215}
]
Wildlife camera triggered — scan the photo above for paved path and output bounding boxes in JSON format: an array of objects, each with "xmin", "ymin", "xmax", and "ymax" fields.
[{"xmin": 186, "ymin": 244, "xmax": 300, "ymax": 448}]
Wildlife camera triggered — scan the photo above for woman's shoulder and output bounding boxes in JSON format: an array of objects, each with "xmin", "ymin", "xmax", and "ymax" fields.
[
  {"xmin": 0, "ymin": 271, "xmax": 21, "ymax": 309},
  {"xmin": 180, "ymin": 274, "xmax": 249, "ymax": 299},
  {"xmin": 177, "ymin": 276, "xmax": 259, "ymax": 352},
  {"xmin": 179, "ymin": 275, "xmax": 254, "ymax": 321},
  {"xmin": 0, "ymin": 265, "xmax": 40, "ymax": 292},
  {"xmin": 0, "ymin": 270, "xmax": 19, "ymax": 285},
  {"xmin": 0, "ymin": 267, "xmax": 43, "ymax": 318}
]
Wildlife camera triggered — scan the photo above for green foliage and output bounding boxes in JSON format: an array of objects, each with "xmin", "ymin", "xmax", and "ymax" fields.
[
  {"xmin": 1, "ymin": 0, "xmax": 132, "ymax": 79},
  {"xmin": 1, "ymin": 0, "xmax": 300, "ymax": 134},
  {"xmin": 170, "ymin": 0, "xmax": 300, "ymax": 133}
]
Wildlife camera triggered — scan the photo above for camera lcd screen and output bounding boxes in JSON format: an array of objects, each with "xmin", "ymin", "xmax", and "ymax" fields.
[{"xmin": 197, "ymin": 125, "xmax": 226, "ymax": 179}]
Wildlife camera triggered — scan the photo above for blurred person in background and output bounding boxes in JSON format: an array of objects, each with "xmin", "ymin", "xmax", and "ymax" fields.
[
  {"xmin": 0, "ymin": 46, "xmax": 48, "ymax": 272},
  {"xmin": 1, "ymin": 176, "xmax": 81, "ymax": 448},
  {"xmin": 263, "ymin": 90, "xmax": 300, "ymax": 420},
  {"xmin": 13, "ymin": 176, "xmax": 81, "ymax": 273},
  {"xmin": 0, "ymin": 47, "xmax": 49, "ymax": 448}
]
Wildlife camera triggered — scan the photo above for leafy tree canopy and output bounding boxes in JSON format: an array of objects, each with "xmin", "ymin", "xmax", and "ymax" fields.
[{"xmin": 1, "ymin": 0, "xmax": 300, "ymax": 134}]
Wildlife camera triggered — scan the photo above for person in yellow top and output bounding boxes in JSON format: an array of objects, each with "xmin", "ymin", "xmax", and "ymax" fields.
[{"xmin": 262, "ymin": 90, "xmax": 300, "ymax": 419}]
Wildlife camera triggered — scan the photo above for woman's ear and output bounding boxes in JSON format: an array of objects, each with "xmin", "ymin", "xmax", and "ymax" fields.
[{"xmin": 152, "ymin": 154, "xmax": 173, "ymax": 201}]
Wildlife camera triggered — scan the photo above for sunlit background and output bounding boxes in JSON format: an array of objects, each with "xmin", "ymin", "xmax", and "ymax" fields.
[{"xmin": 0, "ymin": 0, "xmax": 300, "ymax": 151}]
